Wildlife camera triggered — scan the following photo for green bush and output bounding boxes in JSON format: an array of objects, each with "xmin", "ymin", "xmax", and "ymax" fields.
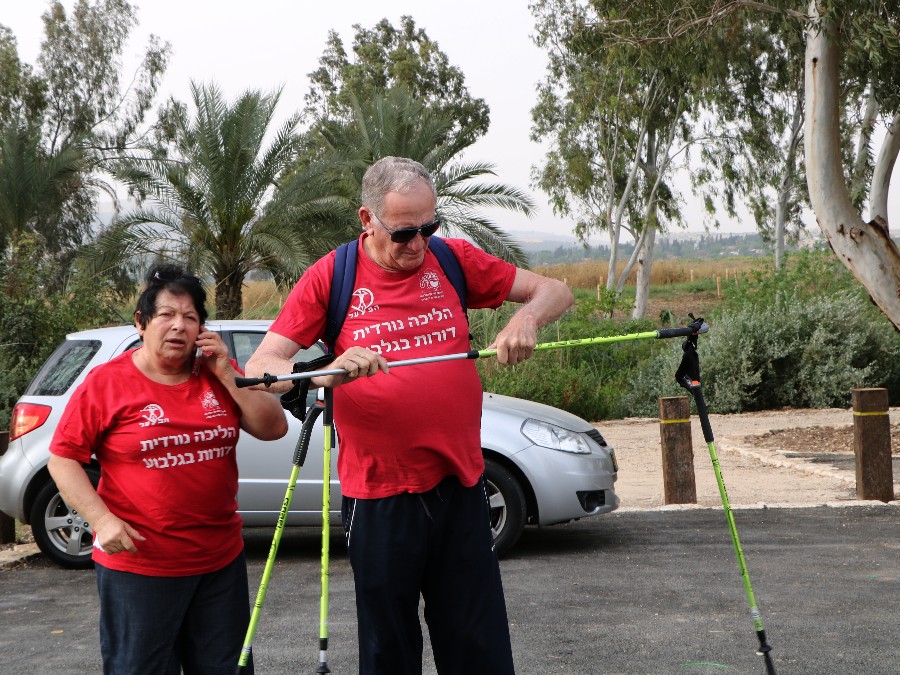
[
  {"xmin": 620, "ymin": 290, "xmax": 900, "ymax": 415},
  {"xmin": 0, "ymin": 235, "xmax": 124, "ymax": 429},
  {"xmin": 470, "ymin": 301, "xmax": 658, "ymax": 420}
]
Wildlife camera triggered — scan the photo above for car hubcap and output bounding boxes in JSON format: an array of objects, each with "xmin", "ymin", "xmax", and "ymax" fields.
[
  {"xmin": 486, "ymin": 478, "xmax": 507, "ymax": 539},
  {"xmin": 43, "ymin": 493, "xmax": 93, "ymax": 556}
]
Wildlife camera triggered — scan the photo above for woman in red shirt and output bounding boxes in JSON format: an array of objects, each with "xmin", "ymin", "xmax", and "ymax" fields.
[{"xmin": 49, "ymin": 265, "xmax": 287, "ymax": 674}]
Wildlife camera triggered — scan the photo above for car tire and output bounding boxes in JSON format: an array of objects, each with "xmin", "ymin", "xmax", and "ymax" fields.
[
  {"xmin": 484, "ymin": 458, "xmax": 526, "ymax": 557},
  {"xmin": 30, "ymin": 467, "xmax": 99, "ymax": 570}
]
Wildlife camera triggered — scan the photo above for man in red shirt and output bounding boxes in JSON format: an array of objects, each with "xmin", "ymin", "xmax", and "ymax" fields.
[{"xmin": 247, "ymin": 156, "xmax": 573, "ymax": 674}]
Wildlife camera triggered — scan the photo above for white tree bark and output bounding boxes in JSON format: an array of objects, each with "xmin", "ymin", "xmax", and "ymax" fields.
[
  {"xmin": 632, "ymin": 217, "xmax": 657, "ymax": 318},
  {"xmin": 804, "ymin": 2, "xmax": 900, "ymax": 330},
  {"xmin": 869, "ymin": 110, "xmax": 900, "ymax": 225},
  {"xmin": 775, "ymin": 90, "xmax": 804, "ymax": 270}
]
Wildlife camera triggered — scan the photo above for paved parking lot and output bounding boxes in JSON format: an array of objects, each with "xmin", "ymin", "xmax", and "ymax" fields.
[{"xmin": 2, "ymin": 504, "xmax": 899, "ymax": 674}]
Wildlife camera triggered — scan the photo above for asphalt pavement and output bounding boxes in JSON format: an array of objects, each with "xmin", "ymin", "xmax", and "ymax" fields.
[{"xmin": 1, "ymin": 504, "xmax": 899, "ymax": 674}]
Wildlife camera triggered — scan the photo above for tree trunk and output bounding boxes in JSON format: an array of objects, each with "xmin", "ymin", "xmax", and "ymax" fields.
[
  {"xmin": 869, "ymin": 111, "xmax": 900, "ymax": 225},
  {"xmin": 215, "ymin": 271, "xmax": 245, "ymax": 320},
  {"xmin": 632, "ymin": 218, "xmax": 657, "ymax": 319},
  {"xmin": 804, "ymin": 2, "xmax": 900, "ymax": 331},
  {"xmin": 775, "ymin": 90, "xmax": 804, "ymax": 271},
  {"xmin": 850, "ymin": 82, "xmax": 880, "ymax": 211}
]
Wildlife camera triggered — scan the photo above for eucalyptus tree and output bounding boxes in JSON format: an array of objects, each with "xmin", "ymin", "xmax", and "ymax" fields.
[
  {"xmin": 275, "ymin": 86, "xmax": 532, "ymax": 266},
  {"xmin": 86, "ymin": 82, "xmax": 319, "ymax": 319},
  {"xmin": 304, "ymin": 16, "xmax": 490, "ymax": 148},
  {"xmin": 532, "ymin": 0, "xmax": 722, "ymax": 317},
  {"xmin": 576, "ymin": 1, "xmax": 900, "ymax": 329}
]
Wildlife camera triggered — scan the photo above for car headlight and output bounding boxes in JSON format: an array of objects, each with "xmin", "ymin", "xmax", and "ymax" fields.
[{"xmin": 521, "ymin": 419, "xmax": 592, "ymax": 455}]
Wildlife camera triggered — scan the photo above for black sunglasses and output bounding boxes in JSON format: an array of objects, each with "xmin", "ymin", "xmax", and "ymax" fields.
[{"xmin": 373, "ymin": 213, "xmax": 441, "ymax": 243}]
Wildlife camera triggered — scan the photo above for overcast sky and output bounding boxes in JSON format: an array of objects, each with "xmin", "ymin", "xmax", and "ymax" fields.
[{"xmin": 4, "ymin": 1, "xmax": 897, "ymax": 243}]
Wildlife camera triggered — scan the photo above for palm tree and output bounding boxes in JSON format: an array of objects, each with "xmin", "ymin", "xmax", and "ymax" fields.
[
  {"xmin": 86, "ymin": 82, "xmax": 336, "ymax": 318},
  {"xmin": 0, "ymin": 123, "xmax": 86, "ymax": 254},
  {"xmin": 274, "ymin": 86, "xmax": 532, "ymax": 265}
]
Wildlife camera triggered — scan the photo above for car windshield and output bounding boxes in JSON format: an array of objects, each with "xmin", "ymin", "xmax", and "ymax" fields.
[{"xmin": 25, "ymin": 339, "xmax": 101, "ymax": 396}]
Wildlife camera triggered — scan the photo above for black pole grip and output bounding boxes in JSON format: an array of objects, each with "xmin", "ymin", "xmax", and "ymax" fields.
[
  {"xmin": 294, "ymin": 404, "xmax": 325, "ymax": 467},
  {"xmin": 656, "ymin": 326, "xmax": 697, "ymax": 339},
  {"xmin": 235, "ymin": 373, "xmax": 279, "ymax": 388},
  {"xmin": 689, "ymin": 385, "xmax": 715, "ymax": 444}
]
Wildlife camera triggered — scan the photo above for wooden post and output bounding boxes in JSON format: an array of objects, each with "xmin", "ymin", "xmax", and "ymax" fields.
[
  {"xmin": 659, "ymin": 397, "xmax": 697, "ymax": 504},
  {"xmin": 852, "ymin": 388, "xmax": 894, "ymax": 502},
  {"xmin": 716, "ymin": 276, "xmax": 721, "ymax": 298},
  {"xmin": 690, "ymin": 269, "xmax": 694, "ymax": 282},
  {"xmin": 0, "ymin": 432, "xmax": 14, "ymax": 544}
]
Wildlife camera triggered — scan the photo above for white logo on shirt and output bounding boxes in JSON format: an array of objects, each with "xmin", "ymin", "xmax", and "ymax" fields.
[
  {"xmin": 348, "ymin": 287, "xmax": 379, "ymax": 319},
  {"xmin": 419, "ymin": 269, "xmax": 445, "ymax": 302},
  {"xmin": 139, "ymin": 403, "xmax": 170, "ymax": 427},
  {"xmin": 201, "ymin": 389, "xmax": 227, "ymax": 419}
]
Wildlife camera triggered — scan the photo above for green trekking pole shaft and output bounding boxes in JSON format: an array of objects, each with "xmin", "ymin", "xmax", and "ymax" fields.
[
  {"xmin": 316, "ymin": 387, "xmax": 334, "ymax": 674},
  {"xmin": 690, "ymin": 384, "xmax": 775, "ymax": 675},
  {"xmin": 235, "ymin": 323, "xmax": 709, "ymax": 389},
  {"xmin": 237, "ymin": 401, "xmax": 323, "ymax": 673},
  {"xmin": 675, "ymin": 321, "xmax": 776, "ymax": 674}
]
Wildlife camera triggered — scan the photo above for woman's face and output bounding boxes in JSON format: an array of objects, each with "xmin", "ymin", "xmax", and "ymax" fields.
[{"xmin": 137, "ymin": 290, "xmax": 202, "ymax": 370}]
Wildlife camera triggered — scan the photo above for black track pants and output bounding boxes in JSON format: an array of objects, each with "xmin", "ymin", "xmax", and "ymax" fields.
[{"xmin": 342, "ymin": 475, "xmax": 516, "ymax": 675}]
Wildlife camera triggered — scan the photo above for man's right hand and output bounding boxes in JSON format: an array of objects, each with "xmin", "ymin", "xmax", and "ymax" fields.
[{"xmin": 312, "ymin": 346, "xmax": 389, "ymax": 389}]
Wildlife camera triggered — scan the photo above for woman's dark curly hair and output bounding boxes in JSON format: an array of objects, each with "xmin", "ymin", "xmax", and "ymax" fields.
[{"xmin": 135, "ymin": 264, "xmax": 208, "ymax": 329}]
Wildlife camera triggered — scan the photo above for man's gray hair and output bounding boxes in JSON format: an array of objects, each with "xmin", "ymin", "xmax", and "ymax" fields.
[{"xmin": 361, "ymin": 157, "xmax": 437, "ymax": 215}]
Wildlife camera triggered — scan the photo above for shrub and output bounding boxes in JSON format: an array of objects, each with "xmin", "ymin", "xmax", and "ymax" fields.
[
  {"xmin": 0, "ymin": 235, "xmax": 123, "ymax": 428},
  {"xmin": 471, "ymin": 302, "xmax": 658, "ymax": 420},
  {"xmin": 620, "ymin": 290, "xmax": 900, "ymax": 415}
]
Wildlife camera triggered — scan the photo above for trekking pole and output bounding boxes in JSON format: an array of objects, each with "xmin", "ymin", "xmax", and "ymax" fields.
[
  {"xmin": 234, "ymin": 323, "xmax": 710, "ymax": 389},
  {"xmin": 316, "ymin": 387, "xmax": 334, "ymax": 674},
  {"xmin": 675, "ymin": 316, "xmax": 776, "ymax": 675},
  {"xmin": 237, "ymin": 388, "xmax": 324, "ymax": 673}
]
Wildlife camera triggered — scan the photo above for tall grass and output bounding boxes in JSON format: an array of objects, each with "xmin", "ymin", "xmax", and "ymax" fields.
[{"xmin": 536, "ymin": 258, "xmax": 764, "ymax": 289}]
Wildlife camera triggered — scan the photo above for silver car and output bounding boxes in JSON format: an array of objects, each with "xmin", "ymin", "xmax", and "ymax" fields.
[{"xmin": 0, "ymin": 321, "xmax": 618, "ymax": 568}]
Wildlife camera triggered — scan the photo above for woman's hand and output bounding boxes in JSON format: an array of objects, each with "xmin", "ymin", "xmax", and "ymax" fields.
[{"xmin": 194, "ymin": 329, "xmax": 234, "ymax": 379}]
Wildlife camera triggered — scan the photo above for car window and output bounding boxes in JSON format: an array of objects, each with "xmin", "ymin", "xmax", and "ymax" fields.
[
  {"xmin": 25, "ymin": 340, "xmax": 101, "ymax": 396},
  {"xmin": 231, "ymin": 332, "xmax": 265, "ymax": 371}
]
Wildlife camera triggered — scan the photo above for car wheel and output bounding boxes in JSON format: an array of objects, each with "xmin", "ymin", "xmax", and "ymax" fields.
[
  {"xmin": 484, "ymin": 458, "xmax": 526, "ymax": 557},
  {"xmin": 29, "ymin": 467, "xmax": 99, "ymax": 569}
]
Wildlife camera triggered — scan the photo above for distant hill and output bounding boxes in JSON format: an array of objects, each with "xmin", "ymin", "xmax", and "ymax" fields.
[{"xmin": 511, "ymin": 230, "xmax": 828, "ymax": 266}]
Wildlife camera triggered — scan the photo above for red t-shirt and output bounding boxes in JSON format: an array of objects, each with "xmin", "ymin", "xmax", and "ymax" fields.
[
  {"xmin": 270, "ymin": 235, "xmax": 516, "ymax": 498},
  {"xmin": 50, "ymin": 350, "xmax": 244, "ymax": 576}
]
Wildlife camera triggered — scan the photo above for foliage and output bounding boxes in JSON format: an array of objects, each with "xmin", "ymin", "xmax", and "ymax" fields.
[
  {"xmin": 277, "ymin": 85, "xmax": 532, "ymax": 265},
  {"xmin": 0, "ymin": 123, "xmax": 85, "ymax": 258},
  {"xmin": 0, "ymin": 0, "xmax": 169, "ymax": 294},
  {"xmin": 0, "ymin": 233, "xmax": 123, "ymax": 429},
  {"xmin": 303, "ymin": 16, "xmax": 490, "ymax": 148},
  {"xmin": 471, "ymin": 301, "xmax": 657, "ymax": 420},
  {"xmin": 86, "ymin": 82, "xmax": 325, "ymax": 319},
  {"xmin": 619, "ymin": 253, "xmax": 900, "ymax": 416}
]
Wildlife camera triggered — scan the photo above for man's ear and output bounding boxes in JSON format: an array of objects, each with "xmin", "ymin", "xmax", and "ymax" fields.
[{"xmin": 359, "ymin": 206, "xmax": 376, "ymax": 234}]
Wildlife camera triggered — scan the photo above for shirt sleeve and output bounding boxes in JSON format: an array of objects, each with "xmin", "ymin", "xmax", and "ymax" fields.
[
  {"xmin": 268, "ymin": 252, "xmax": 334, "ymax": 347},
  {"xmin": 442, "ymin": 238, "xmax": 517, "ymax": 310},
  {"xmin": 49, "ymin": 371, "xmax": 107, "ymax": 464}
]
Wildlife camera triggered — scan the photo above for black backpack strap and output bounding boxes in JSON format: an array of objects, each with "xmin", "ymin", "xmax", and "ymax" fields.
[
  {"xmin": 428, "ymin": 236, "xmax": 467, "ymax": 313},
  {"xmin": 325, "ymin": 241, "xmax": 358, "ymax": 352}
]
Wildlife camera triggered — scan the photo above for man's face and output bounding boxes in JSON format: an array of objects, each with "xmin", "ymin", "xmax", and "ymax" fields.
[{"xmin": 360, "ymin": 180, "xmax": 437, "ymax": 272}]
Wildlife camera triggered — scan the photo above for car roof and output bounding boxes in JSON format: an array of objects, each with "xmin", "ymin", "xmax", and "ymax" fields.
[{"xmin": 67, "ymin": 319, "xmax": 275, "ymax": 341}]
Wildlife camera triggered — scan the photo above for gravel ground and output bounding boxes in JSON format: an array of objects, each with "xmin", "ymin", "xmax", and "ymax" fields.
[{"xmin": 597, "ymin": 407, "xmax": 900, "ymax": 511}]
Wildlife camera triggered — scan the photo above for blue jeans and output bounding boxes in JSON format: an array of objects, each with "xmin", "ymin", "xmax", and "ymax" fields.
[{"xmin": 95, "ymin": 550, "xmax": 252, "ymax": 674}]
